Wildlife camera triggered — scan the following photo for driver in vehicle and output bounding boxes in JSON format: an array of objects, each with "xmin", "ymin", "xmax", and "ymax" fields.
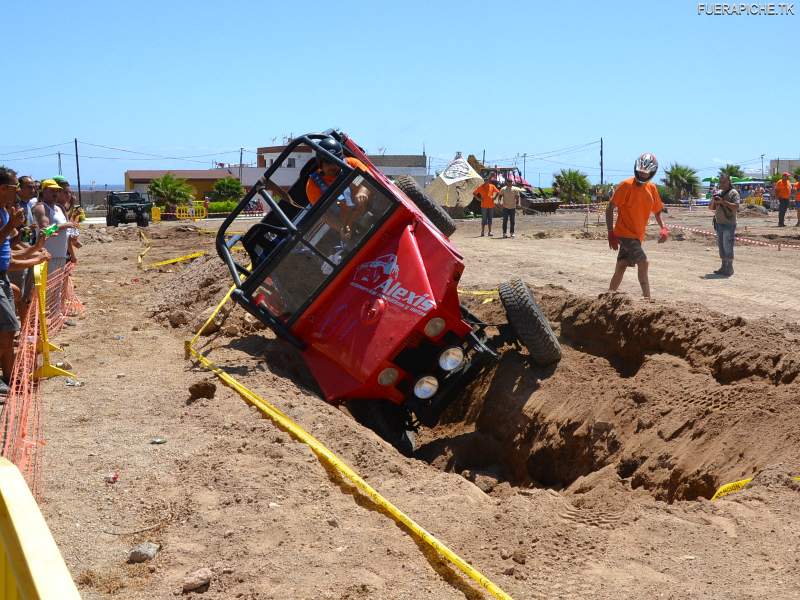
[{"xmin": 305, "ymin": 137, "xmax": 371, "ymax": 237}]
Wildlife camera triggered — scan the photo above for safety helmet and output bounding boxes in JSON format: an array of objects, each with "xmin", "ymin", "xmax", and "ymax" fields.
[
  {"xmin": 634, "ymin": 153, "xmax": 658, "ymax": 184},
  {"xmin": 316, "ymin": 137, "xmax": 344, "ymax": 164}
]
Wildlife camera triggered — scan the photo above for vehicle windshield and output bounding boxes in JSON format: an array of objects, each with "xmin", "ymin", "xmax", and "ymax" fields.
[
  {"xmin": 110, "ymin": 193, "xmax": 144, "ymax": 204},
  {"xmin": 247, "ymin": 148, "xmax": 396, "ymax": 323}
]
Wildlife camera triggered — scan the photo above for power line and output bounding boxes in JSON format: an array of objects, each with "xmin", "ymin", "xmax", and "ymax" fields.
[
  {"xmin": 0, "ymin": 152, "xmax": 61, "ymax": 162},
  {"xmin": 0, "ymin": 142, "xmax": 72, "ymax": 157},
  {"xmin": 79, "ymin": 141, "xmax": 241, "ymax": 164}
]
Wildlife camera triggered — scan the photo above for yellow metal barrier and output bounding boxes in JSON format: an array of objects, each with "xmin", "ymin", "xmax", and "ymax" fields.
[
  {"xmin": 0, "ymin": 458, "xmax": 80, "ymax": 599},
  {"xmin": 31, "ymin": 263, "xmax": 74, "ymax": 381},
  {"xmin": 151, "ymin": 205, "xmax": 161, "ymax": 222},
  {"xmin": 175, "ymin": 202, "xmax": 208, "ymax": 221},
  {"xmin": 186, "ymin": 287, "xmax": 513, "ymax": 600}
]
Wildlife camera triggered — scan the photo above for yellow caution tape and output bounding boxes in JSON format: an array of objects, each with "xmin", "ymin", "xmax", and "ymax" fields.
[
  {"xmin": 457, "ymin": 289, "xmax": 499, "ymax": 296},
  {"xmin": 145, "ymin": 251, "xmax": 207, "ymax": 270},
  {"xmin": 137, "ymin": 229, "xmax": 152, "ymax": 268},
  {"xmin": 712, "ymin": 475, "xmax": 800, "ymax": 500},
  {"xmin": 186, "ymin": 288, "xmax": 513, "ymax": 600}
]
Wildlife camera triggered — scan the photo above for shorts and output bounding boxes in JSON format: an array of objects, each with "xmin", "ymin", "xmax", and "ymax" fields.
[
  {"xmin": 0, "ymin": 275, "xmax": 20, "ymax": 333},
  {"xmin": 617, "ymin": 237, "xmax": 647, "ymax": 266}
]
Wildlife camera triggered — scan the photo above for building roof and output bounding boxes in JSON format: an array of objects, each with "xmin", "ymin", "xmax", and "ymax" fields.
[
  {"xmin": 256, "ymin": 145, "xmax": 313, "ymax": 154},
  {"xmin": 126, "ymin": 169, "xmax": 237, "ymax": 181},
  {"xmin": 367, "ymin": 155, "xmax": 426, "ymax": 168}
]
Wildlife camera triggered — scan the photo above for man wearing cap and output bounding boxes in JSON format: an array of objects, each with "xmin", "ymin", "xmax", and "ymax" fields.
[
  {"xmin": 775, "ymin": 172, "xmax": 792, "ymax": 227},
  {"xmin": 32, "ymin": 179, "xmax": 72, "ymax": 275}
]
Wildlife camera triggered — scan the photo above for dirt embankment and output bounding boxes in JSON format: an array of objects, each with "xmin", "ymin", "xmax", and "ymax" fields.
[{"xmin": 420, "ymin": 287, "xmax": 800, "ymax": 503}]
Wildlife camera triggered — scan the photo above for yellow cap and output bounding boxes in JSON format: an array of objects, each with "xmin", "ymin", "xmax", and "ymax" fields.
[{"xmin": 40, "ymin": 179, "xmax": 62, "ymax": 190}]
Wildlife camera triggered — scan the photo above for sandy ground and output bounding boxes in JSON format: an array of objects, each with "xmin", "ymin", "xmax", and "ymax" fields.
[{"xmin": 38, "ymin": 211, "xmax": 800, "ymax": 599}]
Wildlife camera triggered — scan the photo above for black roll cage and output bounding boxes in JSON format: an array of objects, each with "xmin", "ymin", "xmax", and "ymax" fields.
[{"xmin": 216, "ymin": 133, "xmax": 397, "ymax": 348}]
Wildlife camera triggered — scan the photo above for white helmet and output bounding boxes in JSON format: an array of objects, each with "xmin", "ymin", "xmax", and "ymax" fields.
[{"xmin": 634, "ymin": 153, "xmax": 658, "ymax": 184}]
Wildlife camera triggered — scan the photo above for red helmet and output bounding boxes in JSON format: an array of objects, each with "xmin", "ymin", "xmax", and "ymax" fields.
[{"xmin": 634, "ymin": 153, "xmax": 658, "ymax": 184}]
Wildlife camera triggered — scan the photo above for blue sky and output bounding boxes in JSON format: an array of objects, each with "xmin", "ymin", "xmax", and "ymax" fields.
[{"xmin": 2, "ymin": 1, "xmax": 797, "ymax": 185}]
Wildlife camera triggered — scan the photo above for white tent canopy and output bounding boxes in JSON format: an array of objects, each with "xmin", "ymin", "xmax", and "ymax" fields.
[{"xmin": 424, "ymin": 154, "xmax": 483, "ymax": 208}]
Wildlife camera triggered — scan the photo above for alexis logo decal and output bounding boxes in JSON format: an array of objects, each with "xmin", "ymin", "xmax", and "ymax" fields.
[{"xmin": 351, "ymin": 253, "xmax": 435, "ymax": 316}]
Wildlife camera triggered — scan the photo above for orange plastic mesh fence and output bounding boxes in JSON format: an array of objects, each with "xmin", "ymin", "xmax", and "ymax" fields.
[
  {"xmin": 0, "ymin": 293, "xmax": 44, "ymax": 496},
  {"xmin": 0, "ymin": 262, "xmax": 83, "ymax": 497}
]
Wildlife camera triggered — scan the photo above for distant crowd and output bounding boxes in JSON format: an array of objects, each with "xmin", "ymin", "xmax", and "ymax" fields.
[{"xmin": 0, "ymin": 166, "xmax": 82, "ymax": 397}]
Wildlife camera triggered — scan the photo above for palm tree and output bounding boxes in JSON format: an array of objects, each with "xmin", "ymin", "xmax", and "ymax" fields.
[
  {"xmin": 662, "ymin": 163, "xmax": 701, "ymax": 202},
  {"xmin": 553, "ymin": 169, "xmax": 590, "ymax": 203},
  {"xmin": 792, "ymin": 167, "xmax": 800, "ymax": 181},
  {"xmin": 719, "ymin": 164, "xmax": 744, "ymax": 178},
  {"xmin": 148, "ymin": 173, "xmax": 195, "ymax": 211}
]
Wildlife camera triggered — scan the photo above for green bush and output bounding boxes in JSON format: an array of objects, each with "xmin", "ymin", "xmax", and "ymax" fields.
[{"xmin": 206, "ymin": 200, "xmax": 238, "ymax": 214}]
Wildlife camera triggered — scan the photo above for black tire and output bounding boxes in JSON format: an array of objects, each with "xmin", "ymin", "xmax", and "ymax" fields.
[
  {"xmin": 394, "ymin": 175, "xmax": 456, "ymax": 237},
  {"xmin": 137, "ymin": 213, "xmax": 150, "ymax": 227},
  {"xmin": 342, "ymin": 399, "xmax": 416, "ymax": 457},
  {"xmin": 498, "ymin": 277, "xmax": 561, "ymax": 366},
  {"xmin": 106, "ymin": 214, "xmax": 117, "ymax": 227}
]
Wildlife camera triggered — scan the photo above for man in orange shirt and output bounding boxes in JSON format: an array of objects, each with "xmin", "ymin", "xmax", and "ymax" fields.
[
  {"xmin": 774, "ymin": 172, "xmax": 792, "ymax": 227},
  {"xmin": 305, "ymin": 137, "xmax": 370, "ymax": 235},
  {"xmin": 473, "ymin": 180, "xmax": 500, "ymax": 237},
  {"xmin": 605, "ymin": 153, "xmax": 669, "ymax": 299}
]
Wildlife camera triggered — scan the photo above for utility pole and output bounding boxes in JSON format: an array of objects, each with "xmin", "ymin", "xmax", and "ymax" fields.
[
  {"xmin": 57, "ymin": 151, "xmax": 62, "ymax": 175},
  {"xmin": 600, "ymin": 137, "xmax": 604, "ymax": 186},
  {"xmin": 482, "ymin": 149, "xmax": 485, "ymax": 167},
  {"xmin": 523, "ymin": 153, "xmax": 527, "ymax": 179},
  {"xmin": 239, "ymin": 147, "xmax": 243, "ymax": 181},
  {"xmin": 761, "ymin": 154, "xmax": 765, "ymax": 179},
  {"xmin": 74, "ymin": 138, "xmax": 83, "ymax": 206}
]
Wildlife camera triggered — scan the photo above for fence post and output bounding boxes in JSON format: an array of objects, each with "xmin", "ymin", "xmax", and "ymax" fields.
[{"xmin": 31, "ymin": 263, "xmax": 75, "ymax": 380}]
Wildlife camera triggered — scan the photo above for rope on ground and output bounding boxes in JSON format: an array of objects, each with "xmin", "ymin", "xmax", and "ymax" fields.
[
  {"xmin": 712, "ymin": 475, "xmax": 800, "ymax": 500},
  {"xmin": 186, "ymin": 288, "xmax": 513, "ymax": 600}
]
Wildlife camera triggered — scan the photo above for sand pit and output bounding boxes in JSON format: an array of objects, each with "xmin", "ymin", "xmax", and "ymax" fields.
[{"xmin": 418, "ymin": 286, "xmax": 800, "ymax": 504}]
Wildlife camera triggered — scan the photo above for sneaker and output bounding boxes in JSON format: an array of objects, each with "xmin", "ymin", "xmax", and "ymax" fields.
[
  {"xmin": 0, "ymin": 380, "xmax": 10, "ymax": 396},
  {"xmin": 488, "ymin": 232, "xmax": 493, "ymax": 236},
  {"xmin": 502, "ymin": 234, "xmax": 508, "ymax": 238},
  {"xmin": 480, "ymin": 232, "xmax": 485, "ymax": 237},
  {"xmin": 510, "ymin": 234, "xmax": 515, "ymax": 238}
]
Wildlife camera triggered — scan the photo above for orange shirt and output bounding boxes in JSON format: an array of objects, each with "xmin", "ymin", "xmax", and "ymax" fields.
[
  {"xmin": 474, "ymin": 183, "xmax": 500, "ymax": 209},
  {"xmin": 305, "ymin": 157, "xmax": 368, "ymax": 205},
  {"xmin": 794, "ymin": 181, "xmax": 800, "ymax": 198},
  {"xmin": 775, "ymin": 179, "xmax": 792, "ymax": 199},
  {"xmin": 611, "ymin": 177, "xmax": 664, "ymax": 241}
]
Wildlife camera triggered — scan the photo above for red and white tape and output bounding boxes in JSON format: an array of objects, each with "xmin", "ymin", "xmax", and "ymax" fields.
[{"xmin": 668, "ymin": 224, "xmax": 800, "ymax": 250}]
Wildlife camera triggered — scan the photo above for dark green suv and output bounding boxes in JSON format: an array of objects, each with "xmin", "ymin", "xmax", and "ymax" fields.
[{"xmin": 106, "ymin": 192, "xmax": 152, "ymax": 227}]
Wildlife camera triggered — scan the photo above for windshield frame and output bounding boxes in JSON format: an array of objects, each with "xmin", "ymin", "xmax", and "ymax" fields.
[{"xmin": 242, "ymin": 165, "xmax": 399, "ymax": 326}]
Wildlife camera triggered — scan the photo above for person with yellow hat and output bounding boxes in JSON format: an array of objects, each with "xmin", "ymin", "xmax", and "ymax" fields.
[{"xmin": 32, "ymin": 179, "xmax": 72, "ymax": 275}]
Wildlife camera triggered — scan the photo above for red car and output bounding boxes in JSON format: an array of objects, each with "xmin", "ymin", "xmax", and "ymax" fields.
[{"xmin": 217, "ymin": 131, "xmax": 561, "ymax": 455}]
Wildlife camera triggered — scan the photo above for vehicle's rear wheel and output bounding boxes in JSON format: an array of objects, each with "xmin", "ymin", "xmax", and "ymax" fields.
[
  {"xmin": 106, "ymin": 214, "xmax": 117, "ymax": 227},
  {"xmin": 137, "ymin": 212, "xmax": 150, "ymax": 227},
  {"xmin": 393, "ymin": 175, "xmax": 456, "ymax": 237},
  {"xmin": 498, "ymin": 277, "xmax": 561, "ymax": 366},
  {"xmin": 342, "ymin": 399, "xmax": 416, "ymax": 457}
]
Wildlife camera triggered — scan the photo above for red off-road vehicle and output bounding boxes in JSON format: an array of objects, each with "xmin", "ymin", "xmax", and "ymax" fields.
[{"xmin": 217, "ymin": 131, "xmax": 561, "ymax": 455}]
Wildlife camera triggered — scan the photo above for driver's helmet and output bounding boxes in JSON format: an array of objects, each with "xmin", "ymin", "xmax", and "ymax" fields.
[
  {"xmin": 634, "ymin": 153, "xmax": 658, "ymax": 184},
  {"xmin": 316, "ymin": 137, "xmax": 344, "ymax": 164}
]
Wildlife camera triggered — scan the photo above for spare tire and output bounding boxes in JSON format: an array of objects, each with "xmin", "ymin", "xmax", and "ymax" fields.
[
  {"xmin": 394, "ymin": 175, "xmax": 456, "ymax": 237},
  {"xmin": 498, "ymin": 277, "xmax": 561, "ymax": 366}
]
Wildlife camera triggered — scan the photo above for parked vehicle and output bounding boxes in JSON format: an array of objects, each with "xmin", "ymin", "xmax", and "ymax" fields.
[{"xmin": 105, "ymin": 192, "xmax": 152, "ymax": 227}]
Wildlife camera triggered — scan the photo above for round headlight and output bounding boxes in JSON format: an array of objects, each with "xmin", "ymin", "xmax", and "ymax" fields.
[
  {"xmin": 438, "ymin": 347, "xmax": 465, "ymax": 371},
  {"xmin": 378, "ymin": 367, "xmax": 399, "ymax": 386},
  {"xmin": 413, "ymin": 375, "xmax": 439, "ymax": 399},
  {"xmin": 424, "ymin": 317, "xmax": 446, "ymax": 338}
]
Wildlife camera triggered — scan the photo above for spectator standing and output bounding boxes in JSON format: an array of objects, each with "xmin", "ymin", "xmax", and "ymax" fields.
[
  {"xmin": 709, "ymin": 173, "xmax": 740, "ymax": 277},
  {"xmin": 498, "ymin": 179, "xmax": 521, "ymax": 238},
  {"xmin": 605, "ymin": 153, "xmax": 669, "ymax": 299},
  {"xmin": 775, "ymin": 172, "xmax": 792, "ymax": 227},
  {"xmin": 473, "ymin": 180, "xmax": 500, "ymax": 237},
  {"xmin": 794, "ymin": 176, "xmax": 800, "ymax": 227},
  {"xmin": 32, "ymin": 179, "xmax": 71, "ymax": 275},
  {"xmin": 0, "ymin": 168, "xmax": 27, "ymax": 394}
]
